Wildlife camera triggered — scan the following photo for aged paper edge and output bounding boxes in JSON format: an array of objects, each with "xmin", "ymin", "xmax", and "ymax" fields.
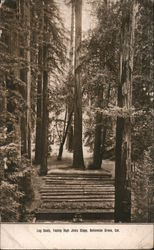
[{"xmin": 0, "ymin": 223, "xmax": 154, "ymax": 250}]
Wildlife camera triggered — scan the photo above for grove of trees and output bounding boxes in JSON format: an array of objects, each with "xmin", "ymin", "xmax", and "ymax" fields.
[{"xmin": 0, "ymin": 0, "xmax": 153, "ymax": 222}]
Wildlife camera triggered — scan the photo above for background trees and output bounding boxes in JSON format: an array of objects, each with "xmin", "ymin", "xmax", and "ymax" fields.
[
  {"xmin": 82, "ymin": 0, "xmax": 119, "ymax": 168},
  {"xmin": 0, "ymin": 0, "xmax": 34, "ymax": 221},
  {"xmin": 0, "ymin": 0, "xmax": 66, "ymax": 221},
  {"xmin": 81, "ymin": 0, "xmax": 153, "ymax": 221}
]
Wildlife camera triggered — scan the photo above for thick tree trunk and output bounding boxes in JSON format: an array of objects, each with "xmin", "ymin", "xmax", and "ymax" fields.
[
  {"xmin": 115, "ymin": 0, "xmax": 137, "ymax": 222},
  {"xmin": 93, "ymin": 89, "xmax": 103, "ymax": 169},
  {"xmin": 73, "ymin": 0, "xmax": 84, "ymax": 169},
  {"xmin": 40, "ymin": 67, "xmax": 48, "ymax": 175},
  {"xmin": 40, "ymin": 13, "xmax": 49, "ymax": 175},
  {"xmin": 67, "ymin": 0, "xmax": 75, "ymax": 152}
]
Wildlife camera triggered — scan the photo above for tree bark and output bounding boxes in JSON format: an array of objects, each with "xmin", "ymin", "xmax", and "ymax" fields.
[
  {"xmin": 0, "ymin": 76, "xmax": 6, "ymax": 183},
  {"xmin": 93, "ymin": 63, "xmax": 110, "ymax": 169},
  {"xmin": 93, "ymin": 0, "xmax": 108, "ymax": 169},
  {"xmin": 72, "ymin": 0, "xmax": 84, "ymax": 169},
  {"xmin": 26, "ymin": 0, "xmax": 31, "ymax": 160},
  {"xmin": 35, "ymin": 0, "xmax": 44, "ymax": 164},
  {"xmin": 40, "ymin": 66, "xmax": 48, "ymax": 175},
  {"xmin": 57, "ymin": 108, "xmax": 74, "ymax": 161},
  {"xmin": 35, "ymin": 47, "xmax": 43, "ymax": 164},
  {"xmin": 20, "ymin": 0, "xmax": 27, "ymax": 156},
  {"xmin": 100, "ymin": 79, "xmax": 111, "ymax": 161},
  {"xmin": 20, "ymin": 0, "xmax": 31, "ymax": 158},
  {"xmin": 66, "ymin": 0, "xmax": 75, "ymax": 152},
  {"xmin": 115, "ymin": 0, "xmax": 137, "ymax": 222},
  {"xmin": 93, "ymin": 88, "xmax": 103, "ymax": 169},
  {"xmin": 40, "ymin": 13, "xmax": 49, "ymax": 175}
]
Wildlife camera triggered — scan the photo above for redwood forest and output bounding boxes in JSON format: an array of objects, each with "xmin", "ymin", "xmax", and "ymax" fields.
[{"xmin": 0, "ymin": 0, "xmax": 153, "ymax": 223}]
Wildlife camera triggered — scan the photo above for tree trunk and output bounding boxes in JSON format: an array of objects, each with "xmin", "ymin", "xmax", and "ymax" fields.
[
  {"xmin": 40, "ymin": 13, "xmax": 48, "ymax": 175},
  {"xmin": 40, "ymin": 66, "xmax": 48, "ymax": 175},
  {"xmin": 0, "ymin": 77, "xmax": 6, "ymax": 183},
  {"xmin": 93, "ymin": 88, "xmax": 103, "ymax": 169},
  {"xmin": 93, "ymin": 0, "xmax": 107, "ymax": 169},
  {"xmin": 67, "ymin": 106, "xmax": 74, "ymax": 152},
  {"xmin": 57, "ymin": 108, "xmax": 74, "ymax": 161},
  {"xmin": 115, "ymin": 0, "xmax": 137, "ymax": 222},
  {"xmin": 67, "ymin": 0, "xmax": 75, "ymax": 152},
  {"xmin": 35, "ymin": 1, "xmax": 44, "ymax": 164},
  {"xmin": 20, "ymin": 0, "xmax": 29, "ymax": 157},
  {"xmin": 35, "ymin": 46, "xmax": 43, "ymax": 164},
  {"xmin": 93, "ymin": 64, "xmax": 110, "ymax": 169},
  {"xmin": 72, "ymin": 0, "xmax": 84, "ymax": 169},
  {"xmin": 100, "ymin": 79, "xmax": 111, "ymax": 161},
  {"xmin": 26, "ymin": 0, "xmax": 31, "ymax": 160}
]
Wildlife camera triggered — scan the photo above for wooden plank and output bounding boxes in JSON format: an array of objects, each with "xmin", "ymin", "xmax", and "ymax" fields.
[
  {"xmin": 36, "ymin": 208, "xmax": 114, "ymax": 213},
  {"xmin": 41, "ymin": 185, "xmax": 115, "ymax": 192},
  {"xmin": 41, "ymin": 186, "xmax": 114, "ymax": 189},
  {"xmin": 46, "ymin": 181, "xmax": 112, "ymax": 186},
  {"xmin": 46, "ymin": 172, "xmax": 112, "ymax": 177},
  {"xmin": 44, "ymin": 186, "xmax": 114, "ymax": 189},
  {"xmin": 42, "ymin": 198, "xmax": 115, "ymax": 202},
  {"xmin": 41, "ymin": 195, "xmax": 115, "ymax": 199},
  {"xmin": 45, "ymin": 179, "xmax": 114, "ymax": 182},
  {"xmin": 43, "ymin": 177, "xmax": 113, "ymax": 181},
  {"xmin": 41, "ymin": 192, "xmax": 115, "ymax": 196},
  {"xmin": 40, "ymin": 191, "xmax": 115, "ymax": 195},
  {"xmin": 40, "ymin": 201, "xmax": 114, "ymax": 209}
]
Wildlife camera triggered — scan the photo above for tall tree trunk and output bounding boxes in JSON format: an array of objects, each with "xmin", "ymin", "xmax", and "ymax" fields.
[
  {"xmin": 20, "ymin": 0, "xmax": 28, "ymax": 157},
  {"xmin": 26, "ymin": 0, "xmax": 31, "ymax": 160},
  {"xmin": 100, "ymin": 79, "xmax": 111, "ymax": 160},
  {"xmin": 115, "ymin": 0, "xmax": 137, "ymax": 222},
  {"xmin": 67, "ymin": 0, "xmax": 75, "ymax": 152},
  {"xmin": 13, "ymin": 2, "xmax": 21, "ymax": 157},
  {"xmin": 35, "ymin": 48, "xmax": 43, "ymax": 164},
  {"xmin": 35, "ymin": 0, "xmax": 44, "ymax": 164},
  {"xmin": 93, "ymin": 0, "xmax": 108, "ymax": 169},
  {"xmin": 40, "ymin": 65, "xmax": 48, "ymax": 175},
  {"xmin": 72, "ymin": 0, "xmax": 84, "ymax": 169},
  {"xmin": 40, "ymin": 14, "xmax": 48, "ymax": 175},
  {"xmin": 0, "ymin": 76, "xmax": 6, "ymax": 183},
  {"xmin": 93, "ymin": 88, "xmax": 103, "ymax": 169}
]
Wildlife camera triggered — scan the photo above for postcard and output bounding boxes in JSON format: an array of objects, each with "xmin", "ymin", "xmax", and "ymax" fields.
[{"xmin": 0, "ymin": 0, "xmax": 153, "ymax": 249}]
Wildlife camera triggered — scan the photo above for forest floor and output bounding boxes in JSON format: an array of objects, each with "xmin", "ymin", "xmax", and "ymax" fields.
[{"xmin": 26, "ymin": 146, "xmax": 115, "ymax": 221}]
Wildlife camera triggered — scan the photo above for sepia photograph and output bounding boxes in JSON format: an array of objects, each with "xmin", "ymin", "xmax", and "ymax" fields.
[{"xmin": 0, "ymin": 0, "xmax": 154, "ymax": 249}]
